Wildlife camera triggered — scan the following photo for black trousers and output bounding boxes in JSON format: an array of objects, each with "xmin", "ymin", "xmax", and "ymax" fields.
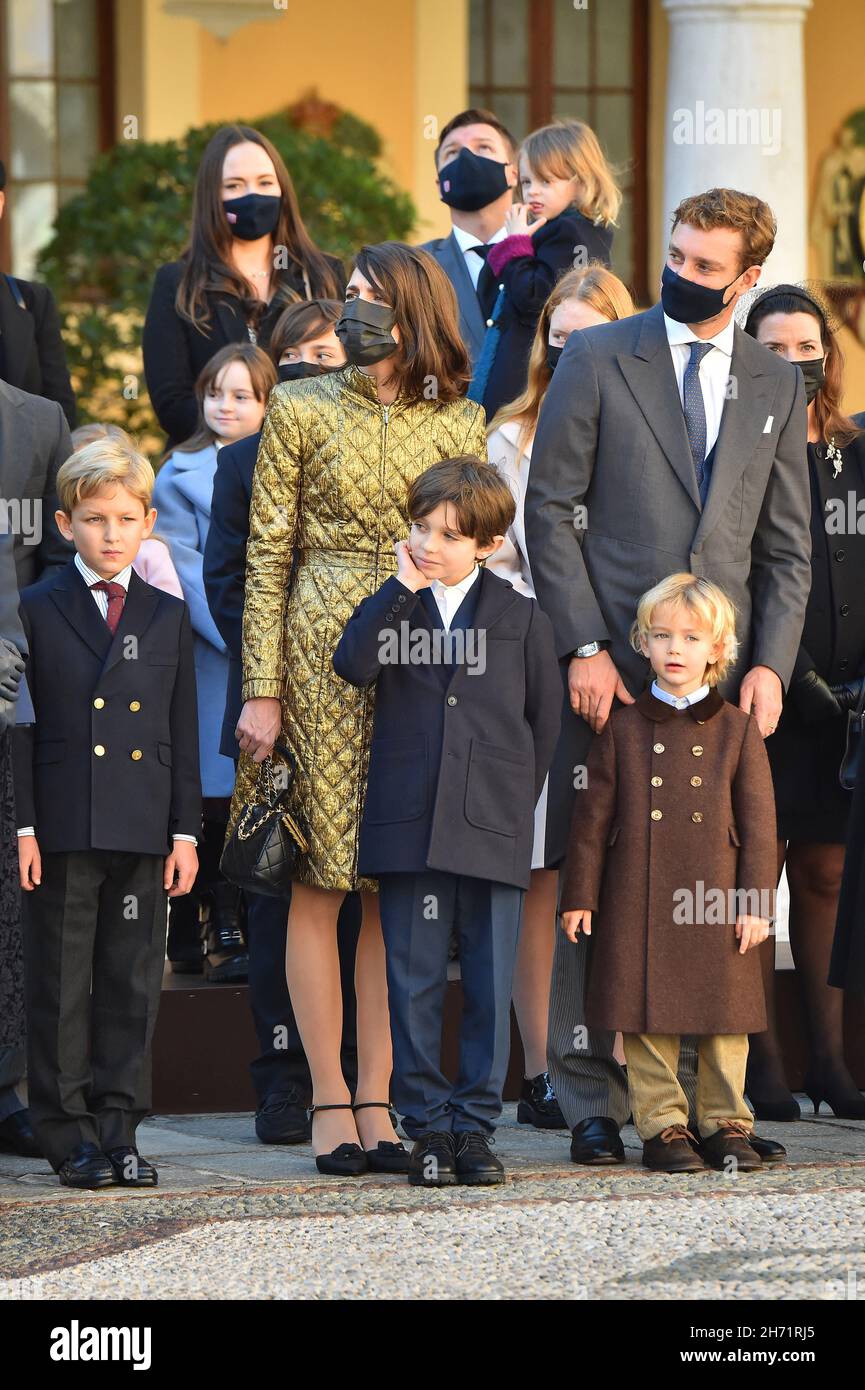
[
  {"xmin": 23, "ymin": 849, "xmax": 167, "ymax": 1170},
  {"xmin": 246, "ymin": 888, "xmax": 360, "ymax": 1104}
]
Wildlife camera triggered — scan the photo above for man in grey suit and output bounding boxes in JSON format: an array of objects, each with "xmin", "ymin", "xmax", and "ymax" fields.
[
  {"xmin": 420, "ymin": 107, "xmax": 518, "ymax": 370},
  {"xmin": 525, "ymin": 188, "xmax": 812, "ymax": 1165},
  {"xmin": 0, "ymin": 378, "xmax": 73, "ymax": 588}
]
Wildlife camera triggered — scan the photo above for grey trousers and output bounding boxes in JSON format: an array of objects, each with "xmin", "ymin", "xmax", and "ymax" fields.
[{"xmin": 547, "ymin": 889, "xmax": 699, "ymax": 1129}]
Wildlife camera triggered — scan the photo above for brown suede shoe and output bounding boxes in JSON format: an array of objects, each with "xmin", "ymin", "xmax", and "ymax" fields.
[
  {"xmin": 642, "ymin": 1125, "xmax": 707, "ymax": 1173},
  {"xmin": 699, "ymin": 1122, "xmax": 763, "ymax": 1172}
]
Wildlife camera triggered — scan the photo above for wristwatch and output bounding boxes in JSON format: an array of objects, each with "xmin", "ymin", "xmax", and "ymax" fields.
[{"xmin": 572, "ymin": 641, "xmax": 605, "ymax": 658}]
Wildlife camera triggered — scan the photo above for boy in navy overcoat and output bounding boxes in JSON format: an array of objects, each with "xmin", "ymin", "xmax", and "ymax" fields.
[{"xmin": 334, "ymin": 456, "xmax": 560, "ymax": 1185}]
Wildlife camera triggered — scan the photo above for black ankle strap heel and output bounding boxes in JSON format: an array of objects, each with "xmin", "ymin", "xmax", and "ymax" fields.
[
  {"xmin": 352, "ymin": 1102, "xmax": 409, "ymax": 1173},
  {"xmin": 309, "ymin": 1103, "xmax": 368, "ymax": 1177}
]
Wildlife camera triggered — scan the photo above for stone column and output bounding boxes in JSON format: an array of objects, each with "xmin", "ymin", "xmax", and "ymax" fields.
[{"xmin": 661, "ymin": 0, "xmax": 812, "ymax": 283}]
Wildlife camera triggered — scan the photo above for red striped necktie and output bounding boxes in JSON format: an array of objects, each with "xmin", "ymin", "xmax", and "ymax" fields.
[{"xmin": 90, "ymin": 580, "xmax": 126, "ymax": 635}]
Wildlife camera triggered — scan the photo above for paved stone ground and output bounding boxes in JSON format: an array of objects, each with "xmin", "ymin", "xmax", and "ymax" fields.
[{"xmin": 1, "ymin": 1100, "xmax": 863, "ymax": 1300}]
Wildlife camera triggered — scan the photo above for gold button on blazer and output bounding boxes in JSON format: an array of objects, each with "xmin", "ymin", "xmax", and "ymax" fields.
[{"xmin": 228, "ymin": 367, "xmax": 487, "ymax": 892}]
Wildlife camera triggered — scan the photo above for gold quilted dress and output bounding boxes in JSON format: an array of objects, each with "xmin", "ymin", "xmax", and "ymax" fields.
[{"xmin": 229, "ymin": 365, "xmax": 487, "ymax": 891}]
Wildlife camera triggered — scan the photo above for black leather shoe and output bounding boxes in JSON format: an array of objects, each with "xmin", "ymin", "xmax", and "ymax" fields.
[
  {"xmin": 517, "ymin": 1072, "xmax": 568, "ymax": 1130},
  {"xmin": 748, "ymin": 1132, "xmax": 786, "ymax": 1164},
  {"xmin": 408, "ymin": 1131, "xmax": 457, "ymax": 1187},
  {"xmin": 106, "ymin": 1146, "xmax": 158, "ymax": 1186},
  {"xmin": 454, "ymin": 1131, "xmax": 505, "ymax": 1185},
  {"xmin": 0, "ymin": 1109, "xmax": 42, "ymax": 1158},
  {"xmin": 203, "ymin": 883, "xmax": 249, "ymax": 983},
  {"xmin": 569, "ymin": 1116, "xmax": 625, "ymax": 1165},
  {"xmin": 255, "ymin": 1088, "xmax": 311, "ymax": 1144},
  {"xmin": 58, "ymin": 1142, "xmax": 116, "ymax": 1189}
]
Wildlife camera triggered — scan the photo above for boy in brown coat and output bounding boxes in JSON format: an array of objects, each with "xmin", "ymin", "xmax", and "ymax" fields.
[{"xmin": 560, "ymin": 574, "xmax": 778, "ymax": 1174}]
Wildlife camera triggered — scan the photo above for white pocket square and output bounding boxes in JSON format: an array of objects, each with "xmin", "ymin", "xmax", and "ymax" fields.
[{"xmin": 763, "ymin": 416, "xmax": 774, "ymax": 433}]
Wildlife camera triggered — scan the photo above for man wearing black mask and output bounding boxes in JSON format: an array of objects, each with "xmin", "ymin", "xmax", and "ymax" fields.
[
  {"xmin": 525, "ymin": 187, "xmax": 812, "ymax": 1169},
  {"xmin": 420, "ymin": 109, "xmax": 518, "ymax": 370}
]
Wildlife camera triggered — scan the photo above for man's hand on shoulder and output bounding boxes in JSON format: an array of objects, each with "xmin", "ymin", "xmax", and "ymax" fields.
[
  {"xmin": 739, "ymin": 665, "xmax": 782, "ymax": 738},
  {"xmin": 568, "ymin": 649, "xmax": 634, "ymax": 733}
]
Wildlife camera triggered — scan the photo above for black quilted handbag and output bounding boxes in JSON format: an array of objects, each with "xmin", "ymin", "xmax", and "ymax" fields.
[{"xmin": 220, "ymin": 742, "xmax": 309, "ymax": 898}]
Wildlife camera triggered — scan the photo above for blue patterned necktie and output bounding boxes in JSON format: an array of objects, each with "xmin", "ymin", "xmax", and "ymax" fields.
[{"xmin": 682, "ymin": 341, "xmax": 713, "ymax": 497}]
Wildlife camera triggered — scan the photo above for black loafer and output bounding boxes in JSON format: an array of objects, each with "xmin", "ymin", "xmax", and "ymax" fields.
[
  {"xmin": 255, "ymin": 1089, "xmax": 311, "ymax": 1145},
  {"xmin": 105, "ymin": 1146, "xmax": 158, "ymax": 1186},
  {"xmin": 408, "ymin": 1131, "xmax": 457, "ymax": 1187},
  {"xmin": 748, "ymin": 1132, "xmax": 786, "ymax": 1164},
  {"xmin": 58, "ymin": 1142, "xmax": 116, "ymax": 1189},
  {"xmin": 454, "ymin": 1131, "xmax": 505, "ymax": 1185},
  {"xmin": 0, "ymin": 1109, "xmax": 42, "ymax": 1158},
  {"xmin": 517, "ymin": 1072, "xmax": 568, "ymax": 1130},
  {"xmin": 569, "ymin": 1116, "xmax": 625, "ymax": 1165}
]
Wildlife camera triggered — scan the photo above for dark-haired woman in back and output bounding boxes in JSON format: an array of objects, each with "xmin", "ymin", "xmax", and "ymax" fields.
[
  {"xmin": 743, "ymin": 284, "xmax": 865, "ymax": 1120},
  {"xmin": 143, "ymin": 123, "xmax": 345, "ymax": 446}
]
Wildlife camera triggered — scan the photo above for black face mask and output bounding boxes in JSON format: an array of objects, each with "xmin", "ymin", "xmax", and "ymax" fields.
[
  {"xmin": 661, "ymin": 263, "xmax": 742, "ymax": 324},
  {"xmin": 335, "ymin": 299, "xmax": 398, "ymax": 367},
  {"xmin": 438, "ymin": 147, "xmax": 511, "ymax": 213},
  {"xmin": 546, "ymin": 344, "xmax": 563, "ymax": 374},
  {"xmin": 223, "ymin": 193, "xmax": 282, "ymax": 241},
  {"xmin": 277, "ymin": 361, "xmax": 341, "ymax": 384},
  {"xmin": 794, "ymin": 357, "xmax": 825, "ymax": 405}
]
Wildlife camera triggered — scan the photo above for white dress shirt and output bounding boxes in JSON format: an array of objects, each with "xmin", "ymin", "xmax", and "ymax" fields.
[
  {"xmin": 429, "ymin": 565, "xmax": 481, "ymax": 632},
  {"xmin": 75, "ymin": 550, "xmax": 133, "ymax": 617},
  {"xmin": 18, "ymin": 552, "xmax": 197, "ymax": 846},
  {"xmin": 663, "ymin": 313, "xmax": 735, "ymax": 457},
  {"xmin": 452, "ymin": 224, "xmax": 507, "ymax": 292},
  {"xmin": 651, "ymin": 678, "xmax": 710, "ymax": 712}
]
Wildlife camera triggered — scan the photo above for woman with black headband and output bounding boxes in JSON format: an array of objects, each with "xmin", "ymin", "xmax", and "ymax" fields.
[{"xmin": 743, "ymin": 284, "xmax": 865, "ymax": 1120}]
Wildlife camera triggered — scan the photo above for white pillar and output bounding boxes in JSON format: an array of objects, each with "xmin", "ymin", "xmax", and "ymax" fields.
[{"xmin": 661, "ymin": 0, "xmax": 812, "ymax": 284}]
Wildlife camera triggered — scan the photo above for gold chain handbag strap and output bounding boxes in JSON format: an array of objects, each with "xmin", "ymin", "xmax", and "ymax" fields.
[{"xmin": 236, "ymin": 752, "xmax": 309, "ymax": 853}]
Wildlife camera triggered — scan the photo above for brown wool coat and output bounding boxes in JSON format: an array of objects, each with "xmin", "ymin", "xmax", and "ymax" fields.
[{"xmin": 560, "ymin": 688, "xmax": 775, "ymax": 1035}]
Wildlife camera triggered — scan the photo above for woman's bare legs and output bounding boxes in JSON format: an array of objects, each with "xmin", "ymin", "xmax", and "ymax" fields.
[
  {"xmin": 511, "ymin": 869, "xmax": 559, "ymax": 1077},
  {"xmin": 353, "ymin": 890, "xmax": 401, "ymax": 1148},
  {"xmin": 285, "ymin": 882, "xmax": 359, "ymax": 1155}
]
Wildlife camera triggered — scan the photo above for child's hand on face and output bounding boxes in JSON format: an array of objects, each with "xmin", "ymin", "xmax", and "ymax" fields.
[
  {"xmin": 735, "ymin": 915, "xmax": 770, "ymax": 954},
  {"xmin": 561, "ymin": 909, "xmax": 591, "ymax": 942},
  {"xmin": 394, "ymin": 539, "xmax": 431, "ymax": 593},
  {"xmin": 505, "ymin": 204, "xmax": 548, "ymax": 238}
]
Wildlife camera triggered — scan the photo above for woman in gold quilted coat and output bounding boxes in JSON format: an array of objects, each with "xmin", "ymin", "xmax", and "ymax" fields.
[{"xmin": 232, "ymin": 243, "xmax": 487, "ymax": 1169}]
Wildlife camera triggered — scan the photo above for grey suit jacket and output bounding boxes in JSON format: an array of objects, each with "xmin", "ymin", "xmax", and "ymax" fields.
[
  {"xmin": 0, "ymin": 379, "xmax": 74, "ymax": 589},
  {"xmin": 420, "ymin": 231, "xmax": 486, "ymax": 367},
  {"xmin": 525, "ymin": 302, "xmax": 811, "ymax": 695}
]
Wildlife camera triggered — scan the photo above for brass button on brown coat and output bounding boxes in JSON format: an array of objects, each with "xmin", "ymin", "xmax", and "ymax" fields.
[{"xmin": 561, "ymin": 688, "xmax": 774, "ymax": 1035}]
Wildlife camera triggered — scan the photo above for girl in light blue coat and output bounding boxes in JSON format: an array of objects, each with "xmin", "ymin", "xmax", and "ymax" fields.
[{"xmin": 154, "ymin": 343, "xmax": 277, "ymax": 977}]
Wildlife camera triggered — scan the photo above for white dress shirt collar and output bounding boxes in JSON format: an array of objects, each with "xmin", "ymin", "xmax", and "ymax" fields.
[
  {"xmin": 429, "ymin": 564, "xmax": 481, "ymax": 631},
  {"xmin": 651, "ymin": 679, "xmax": 711, "ymax": 711},
  {"xmin": 74, "ymin": 551, "xmax": 133, "ymax": 591},
  {"xmin": 663, "ymin": 312, "xmax": 735, "ymax": 359},
  {"xmin": 452, "ymin": 223, "xmax": 507, "ymax": 255}
]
